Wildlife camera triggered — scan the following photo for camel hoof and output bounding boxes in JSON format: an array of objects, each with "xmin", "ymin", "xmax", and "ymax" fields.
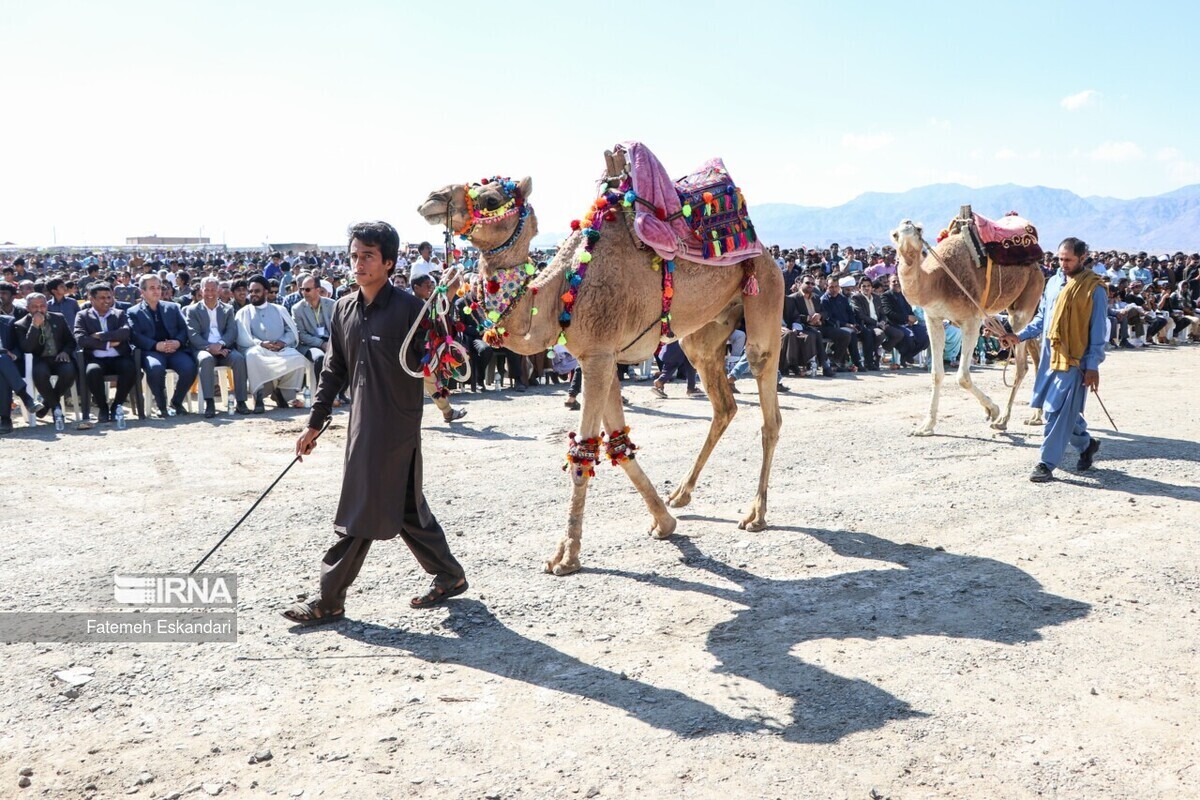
[
  {"xmin": 910, "ymin": 427, "xmax": 934, "ymax": 437},
  {"xmin": 667, "ymin": 490, "xmax": 692, "ymax": 509},
  {"xmin": 985, "ymin": 405, "xmax": 1001, "ymax": 422},
  {"xmin": 738, "ymin": 517, "xmax": 767, "ymax": 532},
  {"xmin": 990, "ymin": 419, "xmax": 1009, "ymax": 431},
  {"xmin": 648, "ymin": 515, "xmax": 677, "ymax": 540},
  {"xmin": 545, "ymin": 560, "xmax": 581, "ymax": 577}
]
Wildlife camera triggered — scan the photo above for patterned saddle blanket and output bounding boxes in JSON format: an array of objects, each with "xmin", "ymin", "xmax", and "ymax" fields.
[
  {"xmin": 968, "ymin": 211, "xmax": 1043, "ymax": 266},
  {"xmin": 614, "ymin": 141, "xmax": 762, "ymax": 266}
]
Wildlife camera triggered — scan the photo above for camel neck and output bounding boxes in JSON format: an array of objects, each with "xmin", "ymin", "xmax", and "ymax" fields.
[
  {"xmin": 478, "ymin": 224, "xmax": 536, "ymax": 273},
  {"xmin": 493, "ymin": 249, "xmax": 571, "ymax": 354}
]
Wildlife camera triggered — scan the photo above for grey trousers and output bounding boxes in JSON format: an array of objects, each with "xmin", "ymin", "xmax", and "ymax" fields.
[{"xmin": 197, "ymin": 349, "xmax": 247, "ymax": 402}]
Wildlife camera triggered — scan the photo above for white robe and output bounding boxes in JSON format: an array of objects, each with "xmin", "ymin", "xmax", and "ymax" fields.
[{"xmin": 235, "ymin": 302, "xmax": 307, "ymax": 395}]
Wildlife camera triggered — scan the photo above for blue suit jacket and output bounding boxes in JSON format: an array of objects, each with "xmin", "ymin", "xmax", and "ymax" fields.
[{"xmin": 127, "ymin": 301, "xmax": 191, "ymax": 352}]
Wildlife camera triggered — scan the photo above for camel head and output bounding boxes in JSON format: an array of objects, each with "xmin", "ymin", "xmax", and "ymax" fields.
[
  {"xmin": 891, "ymin": 219, "xmax": 924, "ymax": 259},
  {"xmin": 418, "ymin": 176, "xmax": 535, "ymax": 256}
]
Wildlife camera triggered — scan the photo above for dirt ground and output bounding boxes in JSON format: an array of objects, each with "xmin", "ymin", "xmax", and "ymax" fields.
[{"xmin": 1, "ymin": 345, "xmax": 1197, "ymax": 800}]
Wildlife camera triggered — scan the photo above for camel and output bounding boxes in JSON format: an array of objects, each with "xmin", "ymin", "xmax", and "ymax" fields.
[
  {"xmin": 418, "ymin": 156, "xmax": 783, "ymax": 576},
  {"xmin": 891, "ymin": 218, "xmax": 1044, "ymax": 436}
]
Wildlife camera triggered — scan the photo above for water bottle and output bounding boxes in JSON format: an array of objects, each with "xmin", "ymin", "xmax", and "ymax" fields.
[
  {"xmin": 54, "ymin": 408, "xmax": 65, "ymax": 432},
  {"xmin": 303, "ymin": 386, "xmax": 312, "ymax": 408},
  {"xmin": 115, "ymin": 405, "xmax": 126, "ymax": 430},
  {"xmin": 227, "ymin": 394, "xmax": 235, "ymax": 414}
]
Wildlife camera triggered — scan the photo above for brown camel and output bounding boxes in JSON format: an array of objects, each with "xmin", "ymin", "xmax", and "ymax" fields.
[
  {"xmin": 891, "ymin": 219, "xmax": 1044, "ymax": 436},
  {"xmin": 418, "ymin": 161, "xmax": 783, "ymax": 576}
]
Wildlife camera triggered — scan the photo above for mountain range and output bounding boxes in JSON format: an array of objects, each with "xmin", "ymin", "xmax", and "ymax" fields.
[{"xmin": 533, "ymin": 183, "xmax": 1200, "ymax": 253}]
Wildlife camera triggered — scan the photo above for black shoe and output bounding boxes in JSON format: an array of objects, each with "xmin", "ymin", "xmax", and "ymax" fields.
[
  {"xmin": 1029, "ymin": 463, "xmax": 1054, "ymax": 483},
  {"xmin": 867, "ymin": 362, "xmax": 881, "ymax": 372},
  {"xmin": 822, "ymin": 360, "xmax": 835, "ymax": 378},
  {"xmin": 252, "ymin": 402, "xmax": 266, "ymax": 415},
  {"xmin": 235, "ymin": 402, "xmax": 252, "ymax": 415},
  {"xmin": 97, "ymin": 406, "xmax": 112, "ymax": 424},
  {"xmin": 0, "ymin": 417, "xmax": 12, "ymax": 435},
  {"xmin": 514, "ymin": 382, "xmax": 527, "ymax": 392},
  {"xmin": 271, "ymin": 389, "xmax": 288, "ymax": 408},
  {"xmin": 20, "ymin": 393, "xmax": 45, "ymax": 418},
  {"xmin": 1077, "ymin": 437, "xmax": 1100, "ymax": 471},
  {"xmin": 35, "ymin": 402, "xmax": 52, "ymax": 420},
  {"xmin": 777, "ymin": 383, "xmax": 790, "ymax": 393},
  {"xmin": 204, "ymin": 399, "xmax": 216, "ymax": 419},
  {"xmin": 172, "ymin": 401, "xmax": 190, "ymax": 417}
]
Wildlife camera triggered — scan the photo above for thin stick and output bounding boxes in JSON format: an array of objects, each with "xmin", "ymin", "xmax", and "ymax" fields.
[
  {"xmin": 189, "ymin": 416, "xmax": 332, "ymax": 574},
  {"xmin": 1091, "ymin": 388, "xmax": 1118, "ymax": 433}
]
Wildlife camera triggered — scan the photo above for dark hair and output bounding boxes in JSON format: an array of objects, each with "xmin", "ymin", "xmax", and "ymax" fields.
[
  {"xmin": 88, "ymin": 282, "xmax": 113, "ymax": 297},
  {"xmin": 248, "ymin": 274, "xmax": 271, "ymax": 291},
  {"xmin": 231, "ymin": 279, "xmax": 248, "ymax": 291},
  {"xmin": 348, "ymin": 221, "xmax": 400, "ymax": 274},
  {"xmin": 417, "ymin": 241, "xmax": 432, "ymax": 253},
  {"xmin": 13, "ymin": 257, "xmax": 25, "ymax": 267},
  {"xmin": 1059, "ymin": 237, "xmax": 1088, "ymax": 257},
  {"xmin": 0, "ymin": 282, "xmax": 15, "ymax": 294},
  {"xmin": 411, "ymin": 274, "xmax": 434, "ymax": 288},
  {"xmin": 47, "ymin": 278, "xmax": 64, "ymax": 292},
  {"xmin": 177, "ymin": 270, "xmax": 190, "ymax": 284}
]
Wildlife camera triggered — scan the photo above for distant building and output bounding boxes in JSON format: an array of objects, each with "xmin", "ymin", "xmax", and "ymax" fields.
[
  {"xmin": 126, "ymin": 235, "xmax": 211, "ymax": 245},
  {"xmin": 265, "ymin": 242, "xmax": 318, "ymax": 253}
]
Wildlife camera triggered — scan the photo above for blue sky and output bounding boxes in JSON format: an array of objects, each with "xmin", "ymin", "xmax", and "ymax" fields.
[{"xmin": 3, "ymin": 0, "xmax": 1196, "ymax": 246}]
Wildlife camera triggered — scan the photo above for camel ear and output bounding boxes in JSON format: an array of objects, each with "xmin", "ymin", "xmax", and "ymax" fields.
[{"xmin": 517, "ymin": 176, "xmax": 533, "ymax": 200}]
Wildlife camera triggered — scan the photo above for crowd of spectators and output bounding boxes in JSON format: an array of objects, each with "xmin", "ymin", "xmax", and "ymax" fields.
[{"xmin": 1, "ymin": 239, "xmax": 1198, "ymax": 434}]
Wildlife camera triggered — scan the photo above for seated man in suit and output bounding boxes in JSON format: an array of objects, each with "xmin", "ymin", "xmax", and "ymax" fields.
[
  {"xmin": 291, "ymin": 274, "xmax": 335, "ymax": 391},
  {"xmin": 819, "ymin": 278, "xmax": 866, "ymax": 372},
  {"xmin": 781, "ymin": 287, "xmax": 823, "ymax": 376},
  {"xmin": 129, "ymin": 274, "xmax": 198, "ymax": 417},
  {"xmin": 850, "ymin": 276, "xmax": 905, "ymax": 369},
  {"xmin": 1, "ymin": 312, "xmax": 43, "ymax": 434},
  {"xmin": 788, "ymin": 277, "xmax": 835, "ymax": 376},
  {"xmin": 186, "ymin": 276, "xmax": 249, "ymax": 418},
  {"xmin": 74, "ymin": 283, "xmax": 137, "ymax": 424},
  {"xmin": 880, "ymin": 274, "xmax": 930, "ymax": 366},
  {"xmin": 15, "ymin": 293, "xmax": 77, "ymax": 423}
]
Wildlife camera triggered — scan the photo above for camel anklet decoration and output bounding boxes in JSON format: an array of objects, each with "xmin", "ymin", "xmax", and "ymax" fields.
[{"xmin": 564, "ymin": 432, "xmax": 601, "ymax": 478}]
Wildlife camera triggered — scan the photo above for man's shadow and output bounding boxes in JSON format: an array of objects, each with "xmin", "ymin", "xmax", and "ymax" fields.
[{"xmin": 590, "ymin": 530, "xmax": 1090, "ymax": 743}]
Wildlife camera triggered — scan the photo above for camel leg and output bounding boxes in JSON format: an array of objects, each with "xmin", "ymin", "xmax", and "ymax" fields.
[
  {"xmin": 599, "ymin": 372, "xmax": 677, "ymax": 539},
  {"xmin": 954, "ymin": 319, "xmax": 1001, "ymax": 424},
  {"xmin": 913, "ymin": 316, "xmax": 947, "ymax": 436},
  {"xmin": 545, "ymin": 354, "xmax": 615, "ymax": 577},
  {"xmin": 1024, "ymin": 339, "xmax": 1045, "ymax": 425},
  {"xmin": 668, "ymin": 321, "xmax": 738, "ymax": 510},
  {"xmin": 739, "ymin": 288, "xmax": 783, "ymax": 532},
  {"xmin": 995, "ymin": 310, "xmax": 1034, "ymax": 430}
]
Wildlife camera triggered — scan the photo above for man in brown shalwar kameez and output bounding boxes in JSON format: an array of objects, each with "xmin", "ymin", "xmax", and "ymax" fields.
[{"xmin": 282, "ymin": 221, "xmax": 467, "ymax": 626}]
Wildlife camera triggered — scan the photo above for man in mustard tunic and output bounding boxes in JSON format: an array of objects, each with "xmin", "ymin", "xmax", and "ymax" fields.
[{"xmin": 1005, "ymin": 237, "xmax": 1106, "ymax": 482}]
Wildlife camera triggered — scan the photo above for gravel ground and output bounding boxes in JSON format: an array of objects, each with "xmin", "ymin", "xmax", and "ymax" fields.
[{"xmin": 1, "ymin": 345, "xmax": 1197, "ymax": 799}]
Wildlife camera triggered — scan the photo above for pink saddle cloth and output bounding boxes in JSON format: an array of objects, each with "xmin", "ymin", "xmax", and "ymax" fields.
[
  {"xmin": 614, "ymin": 141, "xmax": 762, "ymax": 267},
  {"xmin": 972, "ymin": 211, "xmax": 1042, "ymax": 265}
]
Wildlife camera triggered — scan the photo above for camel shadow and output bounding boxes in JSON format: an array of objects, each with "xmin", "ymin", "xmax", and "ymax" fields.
[
  {"xmin": 623, "ymin": 404, "xmax": 711, "ymax": 421},
  {"xmin": 337, "ymin": 599, "xmax": 756, "ymax": 738},
  {"xmin": 441, "ymin": 424, "xmax": 536, "ymax": 442},
  {"xmin": 588, "ymin": 530, "xmax": 1090, "ymax": 744}
]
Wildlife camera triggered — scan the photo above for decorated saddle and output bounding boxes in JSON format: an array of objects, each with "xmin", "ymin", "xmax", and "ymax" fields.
[
  {"xmin": 944, "ymin": 208, "xmax": 1042, "ymax": 267},
  {"xmin": 614, "ymin": 141, "xmax": 762, "ymax": 266}
]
